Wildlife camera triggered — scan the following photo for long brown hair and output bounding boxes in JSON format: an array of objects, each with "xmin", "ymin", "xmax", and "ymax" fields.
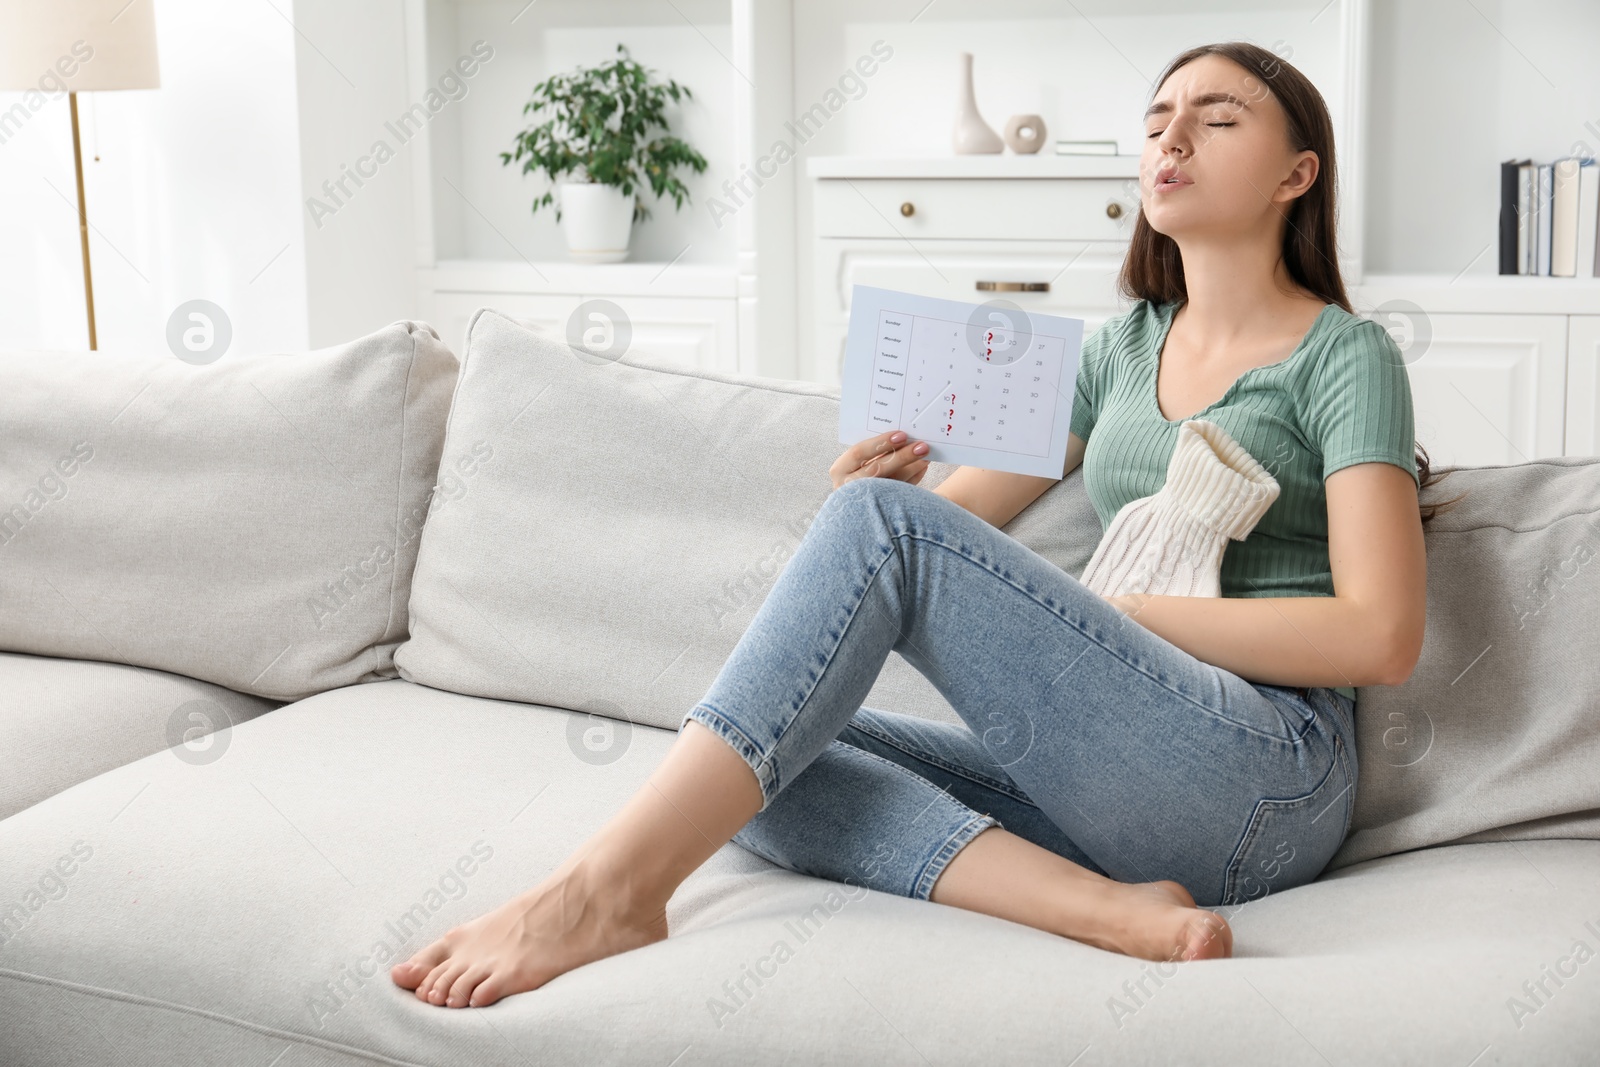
[{"xmin": 1120, "ymin": 41, "xmax": 1465, "ymax": 524}]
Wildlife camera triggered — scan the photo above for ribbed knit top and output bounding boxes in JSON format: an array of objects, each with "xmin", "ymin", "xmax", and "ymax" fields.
[{"xmin": 1068, "ymin": 299, "xmax": 1421, "ymax": 704}]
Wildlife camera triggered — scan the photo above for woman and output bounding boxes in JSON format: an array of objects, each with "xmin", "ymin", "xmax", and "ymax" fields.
[{"xmin": 391, "ymin": 40, "xmax": 1462, "ymax": 1010}]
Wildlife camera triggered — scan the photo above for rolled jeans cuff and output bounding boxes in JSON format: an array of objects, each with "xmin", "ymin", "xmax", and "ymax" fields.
[
  {"xmin": 683, "ymin": 702, "xmax": 1001, "ymax": 900},
  {"xmin": 911, "ymin": 809, "xmax": 1001, "ymax": 900},
  {"xmin": 682, "ymin": 702, "xmax": 780, "ymax": 811}
]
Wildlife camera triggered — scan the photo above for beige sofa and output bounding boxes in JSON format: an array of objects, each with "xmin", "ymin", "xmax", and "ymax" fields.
[{"xmin": 2, "ymin": 310, "xmax": 1597, "ymax": 1065}]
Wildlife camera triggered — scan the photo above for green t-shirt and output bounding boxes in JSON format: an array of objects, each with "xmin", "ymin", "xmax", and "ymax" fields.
[{"xmin": 1068, "ymin": 299, "xmax": 1420, "ymax": 704}]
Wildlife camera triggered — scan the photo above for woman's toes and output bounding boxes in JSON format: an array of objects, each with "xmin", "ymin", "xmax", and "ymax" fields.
[
  {"xmin": 1181, "ymin": 912, "xmax": 1232, "ymax": 960},
  {"xmin": 432, "ymin": 959, "xmax": 474, "ymax": 1005},
  {"xmin": 392, "ymin": 938, "xmax": 452, "ymax": 991},
  {"xmin": 446, "ymin": 965, "xmax": 493, "ymax": 1008},
  {"xmin": 468, "ymin": 975, "xmax": 505, "ymax": 1009},
  {"xmin": 418, "ymin": 958, "xmax": 456, "ymax": 1003},
  {"xmin": 389, "ymin": 959, "xmax": 429, "ymax": 990}
]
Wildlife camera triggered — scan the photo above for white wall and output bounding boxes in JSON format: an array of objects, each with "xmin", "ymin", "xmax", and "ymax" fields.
[
  {"xmin": 291, "ymin": 0, "xmax": 419, "ymax": 347},
  {"xmin": 0, "ymin": 0, "xmax": 309, "ymax": 355}
]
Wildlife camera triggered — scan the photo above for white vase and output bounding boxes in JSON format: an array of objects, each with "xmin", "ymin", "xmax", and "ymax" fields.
[
  {"xmin": 952, "ymin": 52, "xmax": 1003, "ymax": 155},
  {"xmin": 556, "ymin": 181, "xmax": 635, "ymax": 263}
]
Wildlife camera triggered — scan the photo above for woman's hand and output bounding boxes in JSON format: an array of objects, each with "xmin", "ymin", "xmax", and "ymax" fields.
[{"xmin": 831, "ymin": 429, "xmax": 931, "ymax": 490}]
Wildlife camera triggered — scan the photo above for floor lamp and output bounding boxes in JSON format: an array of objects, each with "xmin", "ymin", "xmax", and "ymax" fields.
[{"xmin": 0, "ymin": 0, "xmax": 160, "ymax": 350}]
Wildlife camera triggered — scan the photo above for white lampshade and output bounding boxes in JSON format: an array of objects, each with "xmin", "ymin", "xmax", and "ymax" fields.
[{"xmin": 0, "ymin": 0, "xmax": 160, "ymax": 92}]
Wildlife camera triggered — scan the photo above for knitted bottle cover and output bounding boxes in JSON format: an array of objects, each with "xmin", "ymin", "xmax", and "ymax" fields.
[{"xmin": 1080, "ymin": 418, "xmax": 1281, "ymax": 599}]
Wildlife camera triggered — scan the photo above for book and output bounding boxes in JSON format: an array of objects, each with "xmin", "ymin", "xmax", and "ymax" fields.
[
  {"xmin": 1507, "ymin": 156, "xmax": 1599, "ymax": 277},
  {"xmin": 1537, "ymin": 163, "xmax": 1553, "ymax": 275},
  {"xmin": 840, "ymin": 284, "xmax": 1085, "ymax": 479},
  {"xmin": 1519, "ymin": 161, "xmax": 1535, "ymax": 274},
  {"xmin": 1575, "ymin": 159, "xmax": 1598, "ymax": 279},
  {"xmin": 1500, "ymin": 159, "xmax": 1525, "ymax": 274},
  {"xmin": 1552, "ymin": 157, "xmax": 1583, "ymax": 277}
]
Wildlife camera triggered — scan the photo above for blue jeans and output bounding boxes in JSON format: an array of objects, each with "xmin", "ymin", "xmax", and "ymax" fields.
[{"xmin": 681, "ymin": 477, "xmax": 1359, "ymax": 910}]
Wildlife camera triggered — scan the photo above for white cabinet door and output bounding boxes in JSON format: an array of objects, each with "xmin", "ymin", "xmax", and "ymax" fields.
[
  {"xmin": 430, "ymin": 294, "xmax": 584, "ymax": 363},
  {"xmin": 430, "ymin": 293, "xmax": 736, "ymax": 373},
  {"xmin": 578, "ymin": 295, "xmax": 739, "ymax": 374},
  {"xmin": 1565, "ymin": 316, "xmax": 1600, "ymax": 458},
  {"xmin": 1396, "ymin": 313, "xmax": 1568, "ymax": 468}
]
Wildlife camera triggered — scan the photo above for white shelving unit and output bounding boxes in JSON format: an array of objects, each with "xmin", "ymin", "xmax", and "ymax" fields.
[{"xmin": 383, "ymin": 0, "xmax": 1600, "ymax": 464}]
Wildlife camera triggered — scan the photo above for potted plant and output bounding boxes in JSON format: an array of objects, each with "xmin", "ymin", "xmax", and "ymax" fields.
[{"xmin": 500, "ymin": 43, "xmax": 709, "ymax": 263}]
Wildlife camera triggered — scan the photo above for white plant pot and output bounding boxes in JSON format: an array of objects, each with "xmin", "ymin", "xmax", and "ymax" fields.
[{"xmin": 557, "ymin": 181, "xmax": 636, "ymax": 263}]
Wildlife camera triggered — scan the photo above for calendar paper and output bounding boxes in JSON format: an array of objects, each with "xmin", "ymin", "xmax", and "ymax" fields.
[{"xmin": 839, "ymin": 284, "xmax": 1086, "ymax": 479}]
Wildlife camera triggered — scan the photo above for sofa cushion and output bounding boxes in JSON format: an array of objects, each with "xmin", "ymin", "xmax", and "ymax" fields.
[
  {"xmin": 0, "ymin": 679, "xmax": 1595, "ymax": 1065},
  {"xmin": 394, "ymin": 309, "xmax": 1099, "ymax": 733},
  {"xmin": 0, "ymin": 652, "xmax": 281, "ymax": 821},
  {"xmin": 0, "ymin": 322, "xmax": 458, "ymax": 701},
  {"xmin": 1330, "ymin": 456, "xmax": 1600, "ymax": 870}
]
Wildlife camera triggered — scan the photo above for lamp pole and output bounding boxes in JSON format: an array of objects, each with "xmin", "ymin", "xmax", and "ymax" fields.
[{"xmin": 68, "ymin": 89, "xmax": 96, "ymax": 350}]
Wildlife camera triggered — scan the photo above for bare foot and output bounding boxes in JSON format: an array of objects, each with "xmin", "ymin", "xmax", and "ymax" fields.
[
  {"xmin": 389, "ymin": 856, "xmax": 669, "ymax": 1008},
  {"xmin": 1085, "ymin": 879, "xmax": 1233, "ymax": 962}
]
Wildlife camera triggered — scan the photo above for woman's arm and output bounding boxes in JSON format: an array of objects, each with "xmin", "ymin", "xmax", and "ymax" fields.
[
  {"xmin": 1108, "ymin": 461, "xmax": 1426, "ymax": 689},
  {"xmin": 933, "ymin": 432, "xmax": 1089, "ymax": 529}
]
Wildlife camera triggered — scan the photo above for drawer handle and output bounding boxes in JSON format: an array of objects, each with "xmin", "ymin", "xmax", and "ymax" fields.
[
  {"xmin": 976, "ymin": 281, "xmax": 1050, "ymax": 293},
  {"xmin": 900, "ymin": 201, "xmax": 915, "ymax": 217},
  {"xmin": 1106, "ymin": 201, "xmax": 1124, "ymax": 219}
]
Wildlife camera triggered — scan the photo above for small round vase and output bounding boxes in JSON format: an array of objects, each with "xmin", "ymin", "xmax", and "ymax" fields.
[
  {"xmin": 1003, "ymin": 114, "xmax": 1048, "ymax": 154},
  {"xmin": 951, "ymin": 52, "xmax": 1003, "ymax": 155}
]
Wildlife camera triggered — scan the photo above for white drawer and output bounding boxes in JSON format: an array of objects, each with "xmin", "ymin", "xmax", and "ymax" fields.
[
  {"xmin": 814, "ymin": 178, "xmax": 1136, "ymax": 242},
  {"xmin": 820, "ymin": 241, "xmax": 1127, "ymax": 315}
]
